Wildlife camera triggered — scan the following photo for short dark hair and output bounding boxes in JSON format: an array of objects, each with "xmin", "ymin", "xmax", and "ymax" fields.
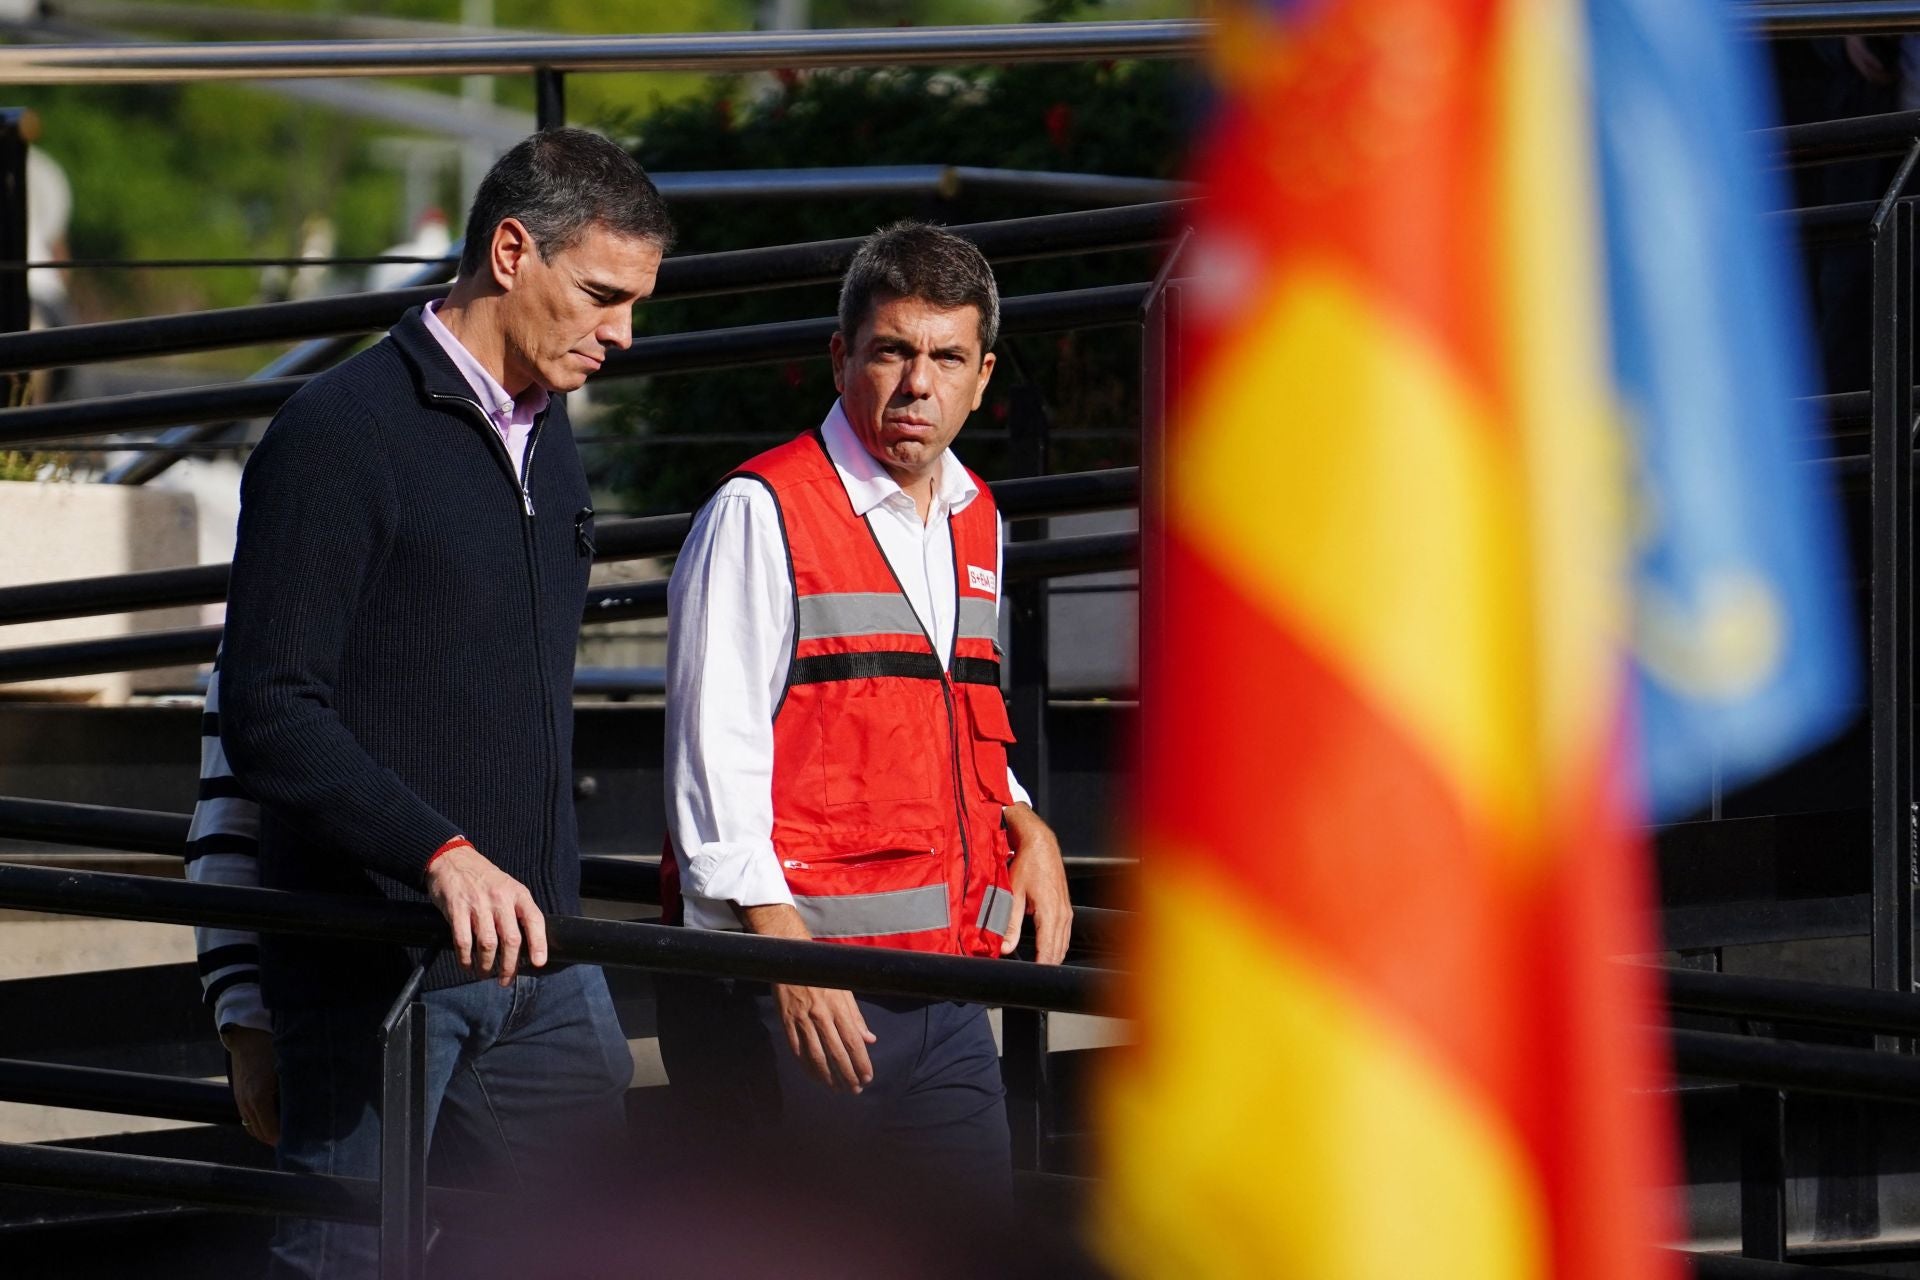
[
  {"xmin": 837, "ymin": 221, "xmax": 1000, "ymax": 356},
  {"xmin": 458, "ymin": 128, "xmax": 675, "ymax": 279}
]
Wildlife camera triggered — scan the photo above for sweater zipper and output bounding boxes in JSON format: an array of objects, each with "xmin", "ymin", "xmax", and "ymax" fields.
[{"xmin": 430, "ymin": 392, "xmax": 558, "ymax": 903}]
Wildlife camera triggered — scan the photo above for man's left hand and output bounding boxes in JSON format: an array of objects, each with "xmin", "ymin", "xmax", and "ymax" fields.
[
  {"xmin": 224, "ymin": 1026, "xmax": 280, "ymax": 1147},
  {"xmin": 1000, "ymin": 803, "xmax": 1071, "ymax": 965}
]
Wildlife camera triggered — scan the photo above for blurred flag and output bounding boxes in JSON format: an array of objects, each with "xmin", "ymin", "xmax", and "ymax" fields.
[
  {"xmin": 1590, "ymin": 0, "xmax": 1855, "ymax": 817},
  {"xmin": 1095, "ymin": 0, "xmax": 1848, "ymax": 1273}
]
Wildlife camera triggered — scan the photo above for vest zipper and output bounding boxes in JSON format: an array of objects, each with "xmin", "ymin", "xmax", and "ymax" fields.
[
  {"xmin": 430, "ymin": 391, "xmax": 558, "ymax": 905},
  {"xmin": 939, "ymin": 671, "xmax": 973, "ymax": 951},
  {"xmin": 858, "ymin": 511, "xmax": 976, "ymax": 952}
]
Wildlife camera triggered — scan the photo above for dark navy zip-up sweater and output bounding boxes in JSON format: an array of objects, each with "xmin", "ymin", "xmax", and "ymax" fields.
[{"xmin": 220, "ymin": 308, "xmax": 594, "ymax": 1008}]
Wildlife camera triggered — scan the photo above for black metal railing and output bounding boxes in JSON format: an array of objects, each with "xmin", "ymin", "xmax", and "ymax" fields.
[
  {"xmin": 0, "ymin": 471, "xmax": 1139, "ymax": 683},
  {"xmin": 0, "ymin": 20, "xmax": 1209, "ymax": 85},
  {"xmin": 1656, "ymin": 965, "xmax": 1920, "ymax": 1265},
  {"xmin": 0, "ymin": 202, "xmax": 1183, "ymax": 378},
  {"xmin": 0, "ymin": 861, "xmax": 1112, "ymax": 1278},
  {"xmin": 1745, "ymin": 3, "xmax": 1920, "ymax": 38},
  {"xmin": 0, "ymin": 793, "xmax": 1130, "ymax": 954},
  {"xmin": 0, "ymin": 536, "xmax": 1139, "ymax": 683},
  {"xmin": 0, "ymin": 283, "xmax": 1154, "ymax": 447},
  {"xmin": 14, "ymin": 873, "xmax": 1920, "ymax": 1275},
  {"xmin": 0, "ymin": 466, "xmax": 1138, "ymax": 628}
]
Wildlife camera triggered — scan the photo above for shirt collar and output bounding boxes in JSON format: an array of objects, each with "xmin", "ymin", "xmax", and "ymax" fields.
[
  {"xmin": 819, "ymin": 400, "xmax": 978, "ymax": 519},
  {"xmin": 421, "ymin": 299, "xmax": 549, "ymax": 423}
]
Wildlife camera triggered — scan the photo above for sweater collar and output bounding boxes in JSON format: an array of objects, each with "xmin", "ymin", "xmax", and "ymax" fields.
[{"xmin": 390, "ymin": 305, "xmax": 493, "ymax": 407}]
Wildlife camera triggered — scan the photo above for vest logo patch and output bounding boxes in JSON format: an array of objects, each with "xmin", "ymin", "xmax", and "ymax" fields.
[{"xmin": 968, "ymin": 565, "xmax": 996, "ymax": 594}]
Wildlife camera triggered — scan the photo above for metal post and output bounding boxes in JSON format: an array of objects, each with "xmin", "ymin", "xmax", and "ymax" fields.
[
  {"xmin": 535, "ymin": 68, "xmax": 565, "ymax": 130},
  {"xmin": 1868, "ymin": 155, "xmax": 1918, "ymax": 1012},
  {"xmin": 378, "ymin": 961, "xmax": 432, "ymax": 1280},
  {"xmin": 1005, "ymin": 383, "xmax": 1052, "ymax": 815},
  {"xmin": 1739, "ymin": 1085, "xmax": 1788, "ymax": 1260},
  {"xmin": 1001, "ymin": 382, "xmax": 1052, "ymax": 1172},
  {"xmin": 0, "ymin": 109, "xmax": 32, "ymax": 409},
  {"xmin": 1138, "ymin": 235, "xmax": 1191, "ymax": 712},
  {"xmin": 1000, "ymin": 1003, "xmax": 1048, "ymax": 1173}
]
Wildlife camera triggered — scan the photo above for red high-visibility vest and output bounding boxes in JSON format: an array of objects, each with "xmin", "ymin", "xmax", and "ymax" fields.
[{"xmin": 662, "ymin": 431, "xmax": 1019, "ymax": 957}]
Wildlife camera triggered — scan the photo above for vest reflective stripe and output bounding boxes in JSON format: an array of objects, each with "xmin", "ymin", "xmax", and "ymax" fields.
[
  {"xmin": 798, "ymin": 592, "xmax": 927, "ymax": 641},
  {"xmin": 957, "ymin": 596, "xmax": 999, "ymax": 642},
  {"xmin": 975, "ymin": 884, "xmax": 1015, "ymax": 936},
  {"xmin": 793, "ymin": 884, "xmax": 952, "ymax": 939}
]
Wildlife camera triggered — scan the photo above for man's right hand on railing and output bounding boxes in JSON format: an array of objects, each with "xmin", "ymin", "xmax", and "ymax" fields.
[{"xmin": 425, "ymin": 842, "xmax": 548, "ymax": 985}]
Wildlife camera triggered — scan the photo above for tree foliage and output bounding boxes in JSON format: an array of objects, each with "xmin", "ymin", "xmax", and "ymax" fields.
[{"xmin": 603, "ymin": 51, "xmax": 1196, "ymax": 513}]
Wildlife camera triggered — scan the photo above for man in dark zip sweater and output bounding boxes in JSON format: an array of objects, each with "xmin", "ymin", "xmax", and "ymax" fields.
[{"xmin": 218, "ymin": 129, "xmax": 673, "ymax": 1279}]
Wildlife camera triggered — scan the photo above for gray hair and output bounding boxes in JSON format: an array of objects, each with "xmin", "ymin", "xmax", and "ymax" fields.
[
  {"xmin": 458, "ymin": 128, "xmax": 675, "ymax": 278},
  {"xmin": 837, "ymin": 221, "xmax": 1000, "ymax": 357}
]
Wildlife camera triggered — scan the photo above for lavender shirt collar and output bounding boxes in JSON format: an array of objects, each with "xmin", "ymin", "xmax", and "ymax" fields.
[{"xmin": 419, "ymin": 299, "xmax": 549, "ymax": 433}]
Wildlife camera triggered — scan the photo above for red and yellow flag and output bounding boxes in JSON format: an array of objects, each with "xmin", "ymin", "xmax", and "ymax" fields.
[{"xmin": 1097, "ymin": 0, "xmax": 1678, "ymax": 1274}]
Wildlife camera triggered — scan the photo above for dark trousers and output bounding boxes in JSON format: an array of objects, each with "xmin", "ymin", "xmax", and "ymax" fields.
[
  {"xmin": 655, "ymin": 974, "xmax": 1012, "ymax": 1209},
  {"xmin": 266, "ymin": 964, "xmax": 633, "ymax": 1280}
]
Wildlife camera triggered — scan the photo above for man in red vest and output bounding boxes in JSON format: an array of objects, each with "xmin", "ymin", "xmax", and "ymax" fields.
[{"xmin": 657, "ymin": 221, "xmax": 1072, "ymax": 1200}]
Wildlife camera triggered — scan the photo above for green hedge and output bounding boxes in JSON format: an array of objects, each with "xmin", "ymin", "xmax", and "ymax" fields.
[{"xmin": 604, "ymin": 51, "xmax": 1195, "ymax": 513}]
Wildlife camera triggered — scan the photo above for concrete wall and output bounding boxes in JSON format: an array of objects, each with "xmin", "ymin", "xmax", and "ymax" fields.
[{"xmin": 0, "ymin": 481, "xmax": 203, "ymax": 702}]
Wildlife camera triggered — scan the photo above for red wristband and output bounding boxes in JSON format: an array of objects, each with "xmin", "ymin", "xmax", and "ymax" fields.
[{"xmin": 426, "ymin": 836, "xmax": 473, "ymax": 871}]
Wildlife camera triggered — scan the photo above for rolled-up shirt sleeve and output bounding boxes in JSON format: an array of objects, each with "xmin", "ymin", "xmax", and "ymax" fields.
[{"xmin": 665, "ymin": 481, "xmax": 797, "ymax": 924}]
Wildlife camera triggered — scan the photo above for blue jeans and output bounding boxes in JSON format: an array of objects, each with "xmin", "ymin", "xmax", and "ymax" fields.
[{"xmin": 266, "ymin": 964, "xmax": 633, "ymax": 1280}]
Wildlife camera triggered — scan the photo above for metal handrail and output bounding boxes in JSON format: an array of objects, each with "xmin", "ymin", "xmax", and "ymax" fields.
[
  {"xmin": 107, "ymin": 236, "xmax": 463, "ymax": 487},
  {"xmin": 0, "ymin": 202, "xmax": 1185, "ymax": 375},
  {"xmin": 0, "ymin": 20, "xmax": 1208, "ymax": 84},
  {"xmin": 1662, "ymin": 965, "xmax": 1920, "ymax": 1038},
  {"xmin": 650, "ymin": 165, "xmax": 1189, "ymax": 205},
  {"xmin": 1743, "ymin": 3, "xmax": 1920, "ymax": 37},
  {"xmin": 1765, "ymin": 111, "xmax": 1920, "ymax": 167},
  {"xmin": 0, "ymin": 530, "xmax": 1138, "ymax": 682},
  {"xmin": 3, "ymin": 8, "xmax": 1904, "ymax": 92},
  {"xmin": 1685, "ymin": 1252, "xmax": 1892, "ymax": 1280},
  {"xmin": 0, "ymin": 1141, "xmax": 497, "ymax": 1224},
  {"xmin": 0, "ymin": 863, "xmax": 1111, "ymax": 1013},
  {"xmin": 1784, "ymin": 198, "xmax": 1879, "ymax": 247},
  {"xmin": 1670, "ymin": 1026, "xmax": 1920, "ymax": 1106},
  {"xmin": 0, "ymin": 626, "xmax": 221, "ymax": 683},
  {"xmin": 0, "ymin": 284, "xmax": 1151, "ymax": 446},
  {"xmin": 0, "ymin": 467, "xmax": 1137, "ymax": 626},
  {"xmin": 0, "ymin": 13, "xmax": 1899, "ymax": 88},
  {"xmin": 0, "ymin": 1057, "xmax": 236, "ymax": 1126},
  {"xmin": 37, "ymin": 0, "xmax": 547, "ymax": 43},
  {"xmin": 0, "ymin": 795, "xmax": 1132, "ymax": 951},
  {"xmin": 0, "ymin": 794, "xmax": 192, "ymax": 854},
  {"xmin": 0, "ymin": 378, "xmax": 302, "ymax": 445}
]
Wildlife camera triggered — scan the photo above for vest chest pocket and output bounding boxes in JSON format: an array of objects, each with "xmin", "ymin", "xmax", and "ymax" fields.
[
  {"xmin": 821, "ymin": 690, "xmax": 940, "ymax": 808},
  {"xmin": 964, "ymin": 682, "xmax": 1019, "ymax": 805}
]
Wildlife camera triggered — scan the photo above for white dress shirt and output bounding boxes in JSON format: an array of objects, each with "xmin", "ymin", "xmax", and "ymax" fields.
[{"xmin": 665, "ymin": 401, "xmax": 1029, "ymax": 932}]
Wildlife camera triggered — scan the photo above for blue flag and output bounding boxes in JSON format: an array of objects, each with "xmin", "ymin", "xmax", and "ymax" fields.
[{"xmin": 1587, "ymin": 0, "xmax": 1857, "ymax": 817}]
